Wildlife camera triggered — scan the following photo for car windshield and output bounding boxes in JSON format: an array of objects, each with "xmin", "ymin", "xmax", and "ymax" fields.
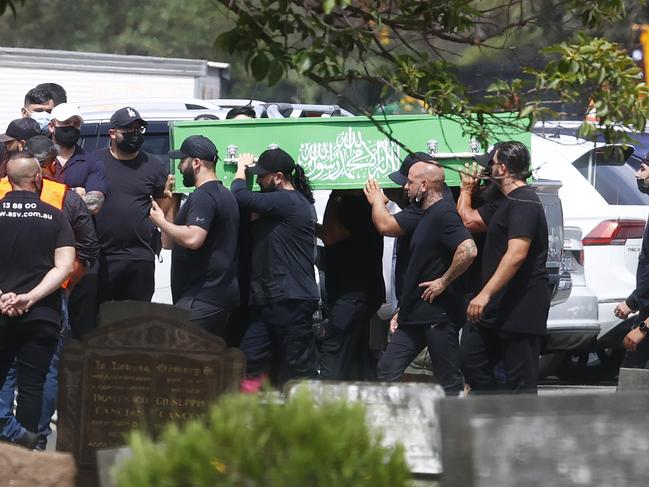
[{"xmin": 572, "ymin": 149, "xmax": 649, "ymax": 205}]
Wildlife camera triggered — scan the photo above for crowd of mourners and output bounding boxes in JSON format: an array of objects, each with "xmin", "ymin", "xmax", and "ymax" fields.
[{"xmin": 1, "ymin": 82, "xmax": 648, "ymax": 452}]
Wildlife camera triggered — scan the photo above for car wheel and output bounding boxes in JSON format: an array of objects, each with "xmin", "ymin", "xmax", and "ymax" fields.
[{"xmin": 555, "ymin": 348, "xmax": 626, "ymax": 384}]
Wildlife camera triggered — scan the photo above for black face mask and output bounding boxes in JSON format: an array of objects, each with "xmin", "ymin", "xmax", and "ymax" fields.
[
  {"xmin": 116, "ymin": 132, "xmax": 144, "ymax": 153},
  {"xmin": 182, "ymin": 165, "xmax": 196, "ymax": 188},
  {"xmin": 54, "ymin": 126, "xmax": 80, "ymax": 147},
  {"xmin": 637, "ymin": 178, "xmax": 649, "ymax": 195}
]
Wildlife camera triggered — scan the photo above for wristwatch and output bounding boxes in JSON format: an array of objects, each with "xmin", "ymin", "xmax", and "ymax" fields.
[{"xmin": 634, "ymin": 322, "xmax": 648, "ymax": 333}]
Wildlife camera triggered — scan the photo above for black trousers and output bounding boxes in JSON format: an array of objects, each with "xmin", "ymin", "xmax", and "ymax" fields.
[
  {"xmin": 68, "ymin": 263, "xmax": 99, "ymax": 339},
  {"xmin": 377, "ymin": 320, "xmax": 464, "ymax": 395},
  {"xmin": 97, "ymin": 257, "xmax": 155, "ymax": 303},
  {"xmin": 175, "ymin": 297, "xmax": 232, "ymax": 338},
  {"xmin": 461, "ymin": 322, "xmax": 542, "ymax": 394},
  {"xmin": 240, "ymin": 300, "xmax": 318, "ymax": 386},
  {"xmin": 0, "ymin": 319, "xmax": 59, "ymax": 433},
  {"xmin": 319, "ymin": 295, "xmax": 379, "ymax": 381}
]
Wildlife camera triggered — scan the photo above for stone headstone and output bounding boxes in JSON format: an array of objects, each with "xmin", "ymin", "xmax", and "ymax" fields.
[
  {"xmin": 287, "ymin": 381, "xmax": 445, "ymax": 475},
  {"xmin": 96, "ymin": 447, "xmax": 132, "ymax": 487},
  {"xmin": 0, "ymin": 442, "xmax": 76, "ymax": 487},
  {"xmin": 57, "ymin": 301, "xmax": 245, "ymax": 481},
  {"xmin": 440, "ymin": 392, "xmax": 649, "ymax": 486},
  {"xmin": 617, "ymin": 367, "xmax": 649, "ymax": 391}
]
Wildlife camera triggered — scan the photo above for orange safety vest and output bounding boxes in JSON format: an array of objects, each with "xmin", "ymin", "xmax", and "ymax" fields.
[
  {"xmin": 0, "ymin": 177, "xmax": 71, "ymax": 287},
  {"xmin": 0, "ymin": 177, "xmax": 66, "ymax": 210}
]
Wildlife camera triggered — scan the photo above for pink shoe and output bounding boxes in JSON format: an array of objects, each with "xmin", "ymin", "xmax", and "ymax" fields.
[{"xmin": 240, "ymin": 374, "xmax": 267, "ymax": 393}]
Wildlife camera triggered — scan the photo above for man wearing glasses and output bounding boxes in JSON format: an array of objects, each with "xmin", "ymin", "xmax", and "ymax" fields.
[{"xmin": 93, "ymin": 107, "xmax": 173, "ymax": 303}]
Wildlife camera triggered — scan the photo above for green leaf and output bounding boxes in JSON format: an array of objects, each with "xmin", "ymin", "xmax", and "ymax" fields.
[
  {"xmin": 267, "ymin": 61, "xmax": 284, "ymax": 86},
  {"xmin": 250, "ymin": 52, "xmax": 270, "ymax": 81}
]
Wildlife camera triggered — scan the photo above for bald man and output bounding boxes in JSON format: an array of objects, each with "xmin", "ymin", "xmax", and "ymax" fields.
[
  {"xmin": 376, "ymin": 162, "xmax": 477, "ymax": 394},
  {"xmin": 0, "ymin": 152, "xmax": 74, "ymax": 447}
]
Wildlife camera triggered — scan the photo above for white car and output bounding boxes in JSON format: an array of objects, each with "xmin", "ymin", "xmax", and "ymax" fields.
[{"xmin": 532, "ymin": 123, "xmax": 649, "ymax": 380}]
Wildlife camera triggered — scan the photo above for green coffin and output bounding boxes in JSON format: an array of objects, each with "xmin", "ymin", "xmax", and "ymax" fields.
[{"xmin": 169, "ymin": 114, "xmax": 530, "ymax": 192}]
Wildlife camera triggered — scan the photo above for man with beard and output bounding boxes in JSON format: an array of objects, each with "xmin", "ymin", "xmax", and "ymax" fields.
[
  {"xmin": 375, "ymin": 162, "xmax": 476, "ymax": 393},
  {"xmin": 614, "ymin": 155, "xmax": 649, "ymax": 368},
  {"xmin": 149, "ymin": 136, "xmax": 239, "ymax": 336},
  {"xmin": 94, "ymin": 107, "xmax": 172, "ymax": 303},
  {"xmin": 231, "ymin": 147, "xmax": 319, "ymax": 390},
  {"xmin": 462, "ymin": 141, "xmax": 549, "ymax": 394}
]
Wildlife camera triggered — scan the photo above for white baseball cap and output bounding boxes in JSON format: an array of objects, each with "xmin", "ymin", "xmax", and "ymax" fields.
[{"xmin": 50, "ymin": 103, "xmax": 84, "ymax": 125}]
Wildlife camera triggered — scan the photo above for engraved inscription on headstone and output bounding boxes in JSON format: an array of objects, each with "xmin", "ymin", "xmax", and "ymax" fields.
[
  {"xmin": 441, "ymin": 392, "xmax": 649, "ymax": 487},
  {"xmin": 57, "ymin": 302, "xmax": 245, "ymax": 469},
  {"xmin": 287, "ymin": 381, "xmax": 445, "ymax": 475}
]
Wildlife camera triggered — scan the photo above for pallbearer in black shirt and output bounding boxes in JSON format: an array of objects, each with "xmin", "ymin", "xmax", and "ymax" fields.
[
  {"xmin": 0, "ymin": 153, "xmax": 75, "ymax": 440},
  {"xmin": 376, "ymin": 161, "xmax": 477, "ymax": 394},
  {"xmin": 231, "ymin": 147, "xmax": 319, "ymax": 390},
  {"xmin": 150, "ymin": 136, "xmax": 239, "ymax": 337},
  {"xmin": 93, "ymin": 107, "xmax": 173, "ymax": 303},
  {"xmin": 318, "ymin": 190, "xmax": 385, "ymax": 380},
  {"xmin": 462, "ymin": 141, "xmax": 550, "ymax": 394}
]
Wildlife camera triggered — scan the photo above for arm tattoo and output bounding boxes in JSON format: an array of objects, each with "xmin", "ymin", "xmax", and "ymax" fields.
[
  {"xmin": 441, "ymin": 239, "xmax": 478, "ymax": 286},
  {"xmin": 83, "ymin": 191, "xmax": 105, "ymax": 215}
]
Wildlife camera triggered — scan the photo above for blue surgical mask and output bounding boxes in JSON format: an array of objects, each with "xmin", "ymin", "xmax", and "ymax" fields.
[{"xmin": 28, "ymin": 111, "xmax": 52, "ymax": 131}]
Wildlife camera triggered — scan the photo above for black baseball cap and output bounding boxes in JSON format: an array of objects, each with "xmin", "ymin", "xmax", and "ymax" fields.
[
  {"xmin": 109, "ymin": 107, "xmax": 148, "ymax": 129},
  {"xmin": 474, "ymin": 142, "xmax": 505, "ymax": 168},
  {"xmin": 25, "ymin": 135, "xmax": 59, "ymax": 165},
  {"xmin": 169, "ymin": 135, "xmax": 218, "ymax": 162},
  {"xmin": 0, "ymin": 118, "xmax": 42, "ymax": 143},
  {"xmin": 388, "ymin": 151, "xmax": 434, "ymax": 185},
  {"xmin": 247, "ymin": 147, "xmax": 295, "ymax": 175}
]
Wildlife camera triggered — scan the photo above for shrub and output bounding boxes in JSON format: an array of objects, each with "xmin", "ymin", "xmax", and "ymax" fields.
[{"xmin": 116, "ymin": 388, "xmax": 411, "ymax": 486}]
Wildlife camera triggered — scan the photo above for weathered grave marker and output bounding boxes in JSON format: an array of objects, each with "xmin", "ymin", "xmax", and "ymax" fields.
[
  {"xmin": 288, "ymin": 381, "xmax": 445, "ymax": 475},
  {"xmin": 57, "ymin": 301, "xmax": 245, "ymax": 484},
  {"xmin": 441, "ymin": 392, "xmax": 649, "ymax": 486}
]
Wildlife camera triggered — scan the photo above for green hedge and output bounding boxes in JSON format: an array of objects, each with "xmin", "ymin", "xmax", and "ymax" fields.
[{"xmin": 116, "ymin": 389, "xmax": 411, "ymax": 486}]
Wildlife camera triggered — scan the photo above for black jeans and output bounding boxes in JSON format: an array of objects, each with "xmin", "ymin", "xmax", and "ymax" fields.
[
  {"xmin": 0, "ymin": 319, "xmax": 59, "ymax": 433},
  {"xmin": 377, "ymin": 320, "xmax": 464, "ymax": 395},
  {"xmin": 68, "ymin": 262, "xmax": 99, "ymax": 339},
  {"xmin": 175, "ymin": 297, "xmax": 232, "ymax": 337},
  {"xmin": 319, "ymin": 295, "xmax": 378, "ymax": 381},
  {"xmin": 240, "ymin": 300, "xmax": 318, "ymax": 386},
  {"xmin": 461, "ymin": 322, "xmax": 542, "ymax": 394},
  {"xmin": 98, "ymin": 257, "xmax": 155, "ymax": 303}
]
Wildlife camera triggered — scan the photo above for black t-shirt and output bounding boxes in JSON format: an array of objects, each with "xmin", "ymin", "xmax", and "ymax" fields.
[
  {"xmin": 393, "ymin": 205, "xmax": 425, "ymax": 300},
  {"xmin": 460, "ymin": 192, "xmax": 505, "ymax": 295},
  {"xmin": 93, "ymin": 148, "xmax": 169, "ymax": 261},
  {"xmin": 323, "ymin": 192, "xmax": 385, "ymax": 307},
  {"xmin": 171, "ymin": 180, "xmax": 240, "ymax": 306},
  {"xmin": 0, "ymin": 191, "xmax": 75, "ymax": 325},
  {"xmin": 480, "ymin": 185, "xmax": 550, "ymax": 335},
  {"xmin": 231, "ymin": 179, "xmax": 319, "ymax": 305},
  {"xmin": 398, "ymin": 199, "xmax": 472, "ymax": 326}
]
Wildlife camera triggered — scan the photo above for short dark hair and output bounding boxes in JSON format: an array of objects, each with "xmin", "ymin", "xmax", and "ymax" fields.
[
  {"xmin": 226, "ymin": 106, "xmax": 256, "ymax": 119},
  {"xmin": 193, "ymin": 113, "xmax": 219, "ymax": 121},
  {"xmin": 35, "ymin": 83, "xmax": 67, "ymax": 106},
  {"xmin": 24, "ymin": 87, "xmax": 52, "ymax": 107},
  {"xmin": 495, "ymin": 141, "xmax": 531, "ymax": 181}
]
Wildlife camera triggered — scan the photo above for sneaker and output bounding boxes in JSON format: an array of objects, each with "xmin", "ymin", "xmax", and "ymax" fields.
[{"xmin": 14, "ymin": 430, "xmax": 41, "ymax": 450}]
